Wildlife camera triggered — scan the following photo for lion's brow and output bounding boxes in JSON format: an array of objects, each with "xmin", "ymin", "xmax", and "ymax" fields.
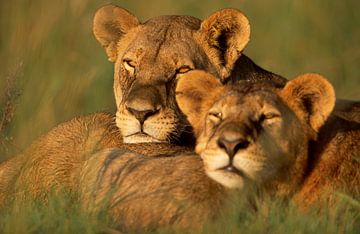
[
  {"xmin": 228, "ymin": 80, "xmax": 278, "ymax": 95},
  {"xmin": 152, "ymin": 25, "xmax": 171, "ymax": 59}
]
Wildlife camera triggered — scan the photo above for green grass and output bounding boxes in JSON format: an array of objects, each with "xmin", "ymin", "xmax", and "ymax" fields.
[
  {"xmin": 0, "ymin": 192, "xmax": 109, "ymax": 234},
  {"xmin": 0, "ymin": 0, "xmax": 359, "ymax": 233},
  {"xmin": 204, "ymin": 197, "xmax": 359, "ymax": 234},
  {"xmin": 0, "ymin": 191, "xmax": 358, "ymax": 233}
]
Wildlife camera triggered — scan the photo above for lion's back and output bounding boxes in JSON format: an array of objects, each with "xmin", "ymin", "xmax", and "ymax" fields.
[
  {"xmin": 2, "ymin": 112, "xmax": 122, "ymax": 203},
  {"xmin": 79, "ymin": 148, "xmax": 224, "ymax": 231},
  {"xmin": 296, "ymin": 115, "xmax": 360, "ymax": 207}
]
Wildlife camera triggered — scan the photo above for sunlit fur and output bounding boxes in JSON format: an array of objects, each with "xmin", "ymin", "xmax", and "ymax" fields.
[
  {"xmin": 176, "ymin": 70, "xmax": 359, "ymax": 204},
  {"xmin": 116, "ymin": 106, "xmax": 179, "ymax": 143},
  {"xmin": 196, "ymin": 93, "xmax": 308, "ymax": 194}
]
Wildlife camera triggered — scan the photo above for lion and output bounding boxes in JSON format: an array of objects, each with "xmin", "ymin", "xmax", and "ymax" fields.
[{"xmin": 176, "ymin": 70, "xmax": 360, "ymax": 206}]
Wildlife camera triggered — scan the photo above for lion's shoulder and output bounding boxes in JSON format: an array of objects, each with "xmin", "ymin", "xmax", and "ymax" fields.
[{"xmin": 296, "ymin": 115, "xmax": 360, "ymax": 207}]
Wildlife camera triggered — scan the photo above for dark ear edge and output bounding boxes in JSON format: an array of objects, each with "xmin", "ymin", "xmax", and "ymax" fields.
[
  {"xmin": 280, "ymin": 73, "xmax": 336, "ymax": 132},
  {"xmin": 198, "ymin": 8, "xmax": 250, "ymax": 80},
  {"xmin": 176, "ymin": 70, "xmax": 223, "ymax": 135},
  {"xmin": 93, "ymin": 4, "xmax": 139, "ymax": 62}
]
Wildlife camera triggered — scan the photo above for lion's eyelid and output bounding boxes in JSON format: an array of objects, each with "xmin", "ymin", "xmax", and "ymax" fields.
[
  {"xmin": 176, "ymin": 65, "xmax": 193, "ymax": 74},
  {"xmin": 264, "ymin": 112, "xmax": 280, "ymax": 119},
  {"xmin": 259, "ymin": 112, "xmax": 281, "ymax": 123}
]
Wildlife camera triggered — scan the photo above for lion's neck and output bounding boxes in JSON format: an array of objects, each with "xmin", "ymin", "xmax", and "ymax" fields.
[{"xmin": 228, "ymin": 55, "xmax": 287, "ymax": 87}]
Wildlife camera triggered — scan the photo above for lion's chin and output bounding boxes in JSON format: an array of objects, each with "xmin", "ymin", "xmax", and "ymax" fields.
[
  {"xmin": 123, "ymin": 133, "xmax": 166, "ymax": 144},
  {"xmin": 206, "ymin": 170, "xmax": 245, "ymax": 189}
]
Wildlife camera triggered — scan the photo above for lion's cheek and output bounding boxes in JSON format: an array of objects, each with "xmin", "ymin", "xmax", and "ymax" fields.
[{"xmin": 194, "ymin": 134, "xmax": 209, "ymax": 154}]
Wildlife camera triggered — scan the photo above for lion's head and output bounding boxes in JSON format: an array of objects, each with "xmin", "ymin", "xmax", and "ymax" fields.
[
  {"xmin": 93, "ymin": 5, "xmax": 253, "ymax": 143},
  {"xmin": 176, "ymin": 71, "xmax": 335, "ymax": 195}
]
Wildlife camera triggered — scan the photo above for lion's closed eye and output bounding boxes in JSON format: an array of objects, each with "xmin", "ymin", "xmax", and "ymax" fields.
[
  {"xmin": 258, "ymin": 111, "xmax": 281, "ymax": 125},
  {"xmin": 176, "ymin": 66, "xmax": 192, "ymax": 75},
  {"xmin": 123, "ymin": 59, "xmax": 136, "ymax": 72},
  {"xmin": 208, "ymin": 112, "xmax": 223, "ymax": 125}
]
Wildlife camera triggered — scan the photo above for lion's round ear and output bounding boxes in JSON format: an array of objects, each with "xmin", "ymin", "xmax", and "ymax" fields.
[
  {"xmin": 198, "ymin": 9, "xmax": 250, "ymax": 81},
  {"xmin": 176, "ymin": 70, "xmax": 223, "ymax": 135},
  {"xmin": 93, "ymin": 5, "xmax": 139, "ymax": 62},
  {"xmin": 280, "ymin": 73, "xmax": 336, "ymax": 132}
]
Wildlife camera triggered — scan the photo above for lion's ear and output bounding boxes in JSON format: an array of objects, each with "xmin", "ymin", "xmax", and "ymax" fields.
[
  {"xmin": 280, "ymin": 73, "xmax": 336, "ymax": 132},
  {"xmin": 93, "ymin": 5, "xmax": 139, "ymax": 62},
  {"xmin": 176, "ymin": 70, "xmax": 223, "ymax": 135},
  {"xmin": 198, "ymin": 9, "xmax": 250, "ymax": 81}
]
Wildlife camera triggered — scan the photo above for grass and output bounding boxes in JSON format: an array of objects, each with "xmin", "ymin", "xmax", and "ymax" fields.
[
  {"xmin": 0, "ymin": 191, "xmax": 358, "ymax": 233},
  {"xmin": 0, "ymin": 192, "xmax": 108, "ymax": 234},
  {"xmin": 205, "ymin": 196, "xmax": 360, "ymax": 234},
  {"xmin": 0, "ymin": 0, "xmax": 359, "ymax": 233}
]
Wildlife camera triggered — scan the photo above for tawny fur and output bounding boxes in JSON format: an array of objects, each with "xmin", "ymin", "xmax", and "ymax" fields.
[
  {"xmin": 0, "ymin": 113, "xmax": 191, "ymax": 205},
  {"xmin": 176, "ymin": 71, "xmax": 360, "ymax": 208},
  {"xmin": 79, "ymin": 149, "xmax": 225, "ymax": 231},
  {"xmin": 294, "ymin": 114, "xmax": 360, "ymax": 208}
]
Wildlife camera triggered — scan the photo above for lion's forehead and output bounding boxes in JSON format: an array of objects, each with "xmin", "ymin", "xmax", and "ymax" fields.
[
  {"xmin": 143, "ymin": 15, "xmax": 201, "ymax": 30},
  {"xmin": 123, "ymin": 20, "xmax": 201, "ymax": 57},
  {"xmin": 215, "ymin": 89, "xmax": 280, "ymax": 114}
]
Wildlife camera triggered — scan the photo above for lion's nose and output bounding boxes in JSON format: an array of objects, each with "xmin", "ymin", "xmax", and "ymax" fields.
[
  {"xmin": 126, "ymin": 106, "xmax": 160, "ymax": 125},
  {"xmin": 217, "ymin": 135, "xmax": 250, "ymax": 160},
  {"xmin": 125, "ymin": 85, "xmax": 162, "ymax": 125}
]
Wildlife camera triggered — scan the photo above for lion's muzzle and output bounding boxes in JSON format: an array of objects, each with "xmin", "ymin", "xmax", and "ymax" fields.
[{"xmin": 125, "ymin": 84, "xmax": 162, "ymax": 125}]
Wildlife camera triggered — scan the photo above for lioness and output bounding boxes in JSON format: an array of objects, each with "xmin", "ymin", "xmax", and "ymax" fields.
[
  {"xmin": 176, "ymin": 71, "xmax": 360, "ymax": 204},
  {"xmin": 77, "ymin": 71, "xmax": 359, "ymax": 231}
]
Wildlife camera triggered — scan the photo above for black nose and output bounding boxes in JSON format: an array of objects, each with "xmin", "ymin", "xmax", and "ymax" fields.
[
  {"xmin": 126, "ymin": 106, "xmax": 159, "ymax": 124},
  {"xmin": 217, "ymin": 136, "xmax": 250, "ymax": 160}
]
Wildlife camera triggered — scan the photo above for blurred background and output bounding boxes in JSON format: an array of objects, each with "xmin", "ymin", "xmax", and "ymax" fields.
[{"xmin": 0, "ymin": 0, "xmax": 359, "ymax": 158}]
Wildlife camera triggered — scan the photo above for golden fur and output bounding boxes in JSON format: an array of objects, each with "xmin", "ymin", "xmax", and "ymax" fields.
[
  {"xmin": 79, "ymin": 149, "xmax": 225, "ymax": 231},
  {"xmin": 176, "ymin": 70, "xmax": 360, "ymax": 206},
  {"xmin": 0, "ymin": 113, "xmax": 191, "ymax": 205}
]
